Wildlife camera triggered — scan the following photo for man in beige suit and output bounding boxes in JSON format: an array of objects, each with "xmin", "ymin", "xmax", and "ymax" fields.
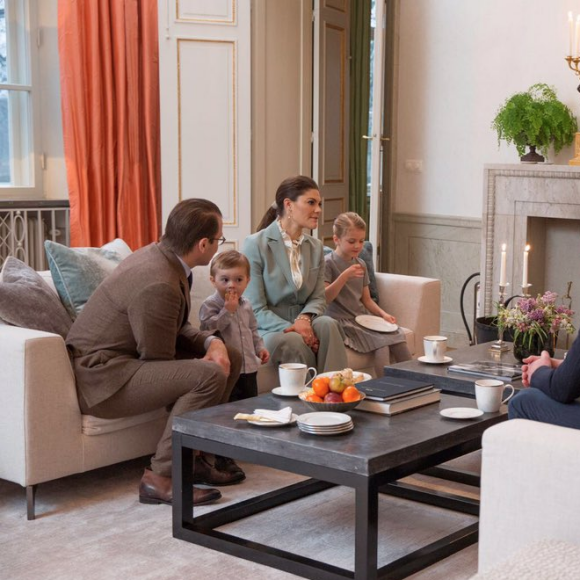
[{"xmin": 66, "ymin": 199, "xmax": 242, "ymax": 506}]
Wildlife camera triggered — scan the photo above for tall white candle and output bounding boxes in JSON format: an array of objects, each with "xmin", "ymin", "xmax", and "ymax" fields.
[
  {"xmin": 522, "ymin": 244, "xmax": 530, "ymax": 288},
  {"xmin": 499, "ymin": 243, "xmax": 507, "ymax": 287},
  {"xmin": 570, "ymin": 12, "xmax": 575, "ymax": 56}
]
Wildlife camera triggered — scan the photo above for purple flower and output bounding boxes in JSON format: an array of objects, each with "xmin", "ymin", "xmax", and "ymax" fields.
[{"xmin": 542, "ymin": 291, "xmax": 558, "ymax": 304}]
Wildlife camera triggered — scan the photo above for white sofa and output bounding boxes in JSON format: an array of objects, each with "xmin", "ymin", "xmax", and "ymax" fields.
[
  {"xmin": 475, "ymin": 419, "xmax": 580, "ymax": 577},
  {"xmin": 191, "ymin": 265, "xmax": 441, "ymax": 390},
  {"xmin": 0, "ymin": 266, "xmax": 440, "ymax": 519}
]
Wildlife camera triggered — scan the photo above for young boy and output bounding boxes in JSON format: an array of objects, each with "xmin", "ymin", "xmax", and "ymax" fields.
[{"xmin": 200, "ymin": 250, "xmax": 270, "ymax": 401}]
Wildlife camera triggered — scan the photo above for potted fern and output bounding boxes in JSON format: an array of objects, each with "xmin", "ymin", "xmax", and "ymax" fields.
[{"xmin": 492, "ymin": 83, "xmax": 578, "ymax": 162}]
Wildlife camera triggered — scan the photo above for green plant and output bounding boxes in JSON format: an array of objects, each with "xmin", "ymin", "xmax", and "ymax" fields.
[{"xmin": 492, "ymin": 83, "xmax": 578, "ymax": 157}]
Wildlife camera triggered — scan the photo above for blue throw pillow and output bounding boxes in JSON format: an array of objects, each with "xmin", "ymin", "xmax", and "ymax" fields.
[
  {"xmin": 323, "ymin": 241, "xmax": 379, "ymax": 304},
  {"xmin": 44, "ymin": 239, "xmax": 132, "ymax": 319}
]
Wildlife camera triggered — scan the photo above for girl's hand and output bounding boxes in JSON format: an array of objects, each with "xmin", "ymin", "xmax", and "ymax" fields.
[
  {"xmin": 259, "ymin": 348, "xmax": 270, "ymax": 364},
  {"xmin": 382, "ymin": 313, "xmax": 396, "ymax": 324},
  {"xmin": 341, "ymin": 264, "xmax": 365, "ymax": 281},
  {"xmin": 224, "ymin": 290, "xmax": 239, "ymax": 313}
]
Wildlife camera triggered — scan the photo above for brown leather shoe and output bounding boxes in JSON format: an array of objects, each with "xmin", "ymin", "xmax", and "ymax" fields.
[
  {"xmin": 193, "ymin": 455, "xmax": 245, "ymax": 486},
  {"xmin": 214, "ymin": 455, "xmax": 245, "ymax": 478},
  {"xmin": 138, "ymin": 469, "xmax": 221, "ymax": 506}
]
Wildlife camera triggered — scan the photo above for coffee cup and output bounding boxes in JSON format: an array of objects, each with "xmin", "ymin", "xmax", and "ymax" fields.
[
  {"xmin": 423, "ymin": 335, "xmax": 448, "ymax": 362},
  {"xmin": 475, "ymin": 379, "xmax": 515, "ymax": 413},
  {"xmin": 278, "ymin": 363, "xmax": 317, "ymax": 395}
]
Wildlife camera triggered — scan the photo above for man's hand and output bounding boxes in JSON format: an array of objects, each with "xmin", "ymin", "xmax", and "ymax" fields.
[
  {"xmin": 521, "ymin": 350, "xmax": 552, "ymax": 387},
  {"xmin": 259, "ymin": 348, "xmax": 270, "ymax": 364},
  {"xmin": 203, "ymin": 339, "xmax": 231, "ymax": 375}
]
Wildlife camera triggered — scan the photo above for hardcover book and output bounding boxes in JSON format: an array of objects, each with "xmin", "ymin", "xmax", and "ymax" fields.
[
  {"xmin": 356, "ymin": 376, "xmax": 434, "ymax": 402},
  {"xmin": 357, "ymin": 389, "xmax": 441, "ymax": 416},
  {"xmin": 447, "ymin": 360, "xmax": 522, "ymax": 381}
]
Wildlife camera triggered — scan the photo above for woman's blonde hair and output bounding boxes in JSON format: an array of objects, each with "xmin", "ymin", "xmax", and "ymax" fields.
[{"xmin": 332, "ymin": 212, "xmax": 367, "ymax": 239}]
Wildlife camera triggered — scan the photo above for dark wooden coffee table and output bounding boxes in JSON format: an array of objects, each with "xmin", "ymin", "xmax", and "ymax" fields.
[
  {"xmin": 384, "ymin": 341, "xmax": 524, "ymax": 397},
  {"xmin": 172, "ymin": 394, "xmax": 507, "ymax": 580}
]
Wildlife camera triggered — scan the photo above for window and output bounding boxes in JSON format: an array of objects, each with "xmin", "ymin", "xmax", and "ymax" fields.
[{"xmin": 0, "ymin": 0, "xmax": 41, "ymax": 194}]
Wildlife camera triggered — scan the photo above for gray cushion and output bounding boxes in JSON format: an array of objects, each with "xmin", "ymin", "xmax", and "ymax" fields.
[
  {"xmin": 323, "ymin": 241, "xmax": 379, "ymax": 303},
  {"xmin": 44, "ymin": 239, "xmax": 132, "ymax": 319},
  {"xmin": 0, "ymin": 257, "xmax": 72, "ymax": 338}
]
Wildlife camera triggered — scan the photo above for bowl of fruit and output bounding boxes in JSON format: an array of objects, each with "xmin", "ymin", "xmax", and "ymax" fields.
[{"xmin": 298, "ymin": 368, "xmax": 366, "ymax": 412}]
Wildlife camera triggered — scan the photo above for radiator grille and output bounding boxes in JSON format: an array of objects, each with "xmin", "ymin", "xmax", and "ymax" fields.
[{"xmin": 0, "ymin": 202, "xmax": 70, "ymax": 270}]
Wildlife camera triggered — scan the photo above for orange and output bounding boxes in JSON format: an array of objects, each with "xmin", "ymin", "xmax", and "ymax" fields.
[
  {"xmin": 312, "ymin": 377, "xmax": 330, "ymax": 398},
  {"xmin": 305, "ymin": 392, "xmax": 324, "ymax": 403},
  {"xmin": 342, "ymin": 386, "xmax": 361, "ymax": 403}
]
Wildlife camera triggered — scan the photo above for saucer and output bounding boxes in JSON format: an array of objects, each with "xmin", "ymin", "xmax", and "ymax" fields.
[
  {"xmin": 272, "ymin": 386, "xmax": 303, "ymax": 397},
  {"xmin": 418, "ymin": 355, "xmax": 453, "ymax": 364},
  {"xmin": 440, "ymin": 407, "xmax": 484, "ymax": 420}
]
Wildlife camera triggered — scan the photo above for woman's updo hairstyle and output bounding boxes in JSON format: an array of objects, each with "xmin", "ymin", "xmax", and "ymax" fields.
[
  {"xmin": 256, "ymin": 175, "xmax": 319, "ymax": 231},
  {"xmin": 332, "ymin": 212, "xmax": 367, "ymax": 239}
]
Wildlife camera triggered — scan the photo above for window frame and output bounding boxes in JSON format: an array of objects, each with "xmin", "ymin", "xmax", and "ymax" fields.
[{"xmin": 0, "ymin": 0, "xmax": 43, "ymax": 198}]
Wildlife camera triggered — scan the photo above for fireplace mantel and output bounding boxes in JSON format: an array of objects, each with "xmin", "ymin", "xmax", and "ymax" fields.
[{"xmin": 481, "ymin": 164, "xmax": 580, "ymax": 316}]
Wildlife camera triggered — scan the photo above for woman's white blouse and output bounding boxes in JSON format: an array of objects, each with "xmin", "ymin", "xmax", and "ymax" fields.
[{"xmin": 277, "ymin": 220, "xmax": 304, "ymax": 289}]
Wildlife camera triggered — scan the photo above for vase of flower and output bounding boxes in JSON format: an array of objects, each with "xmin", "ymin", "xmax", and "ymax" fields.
[
  {"xmin": 512, "ymin": 332, "xmax": 555, "ymax": 363},
  {"xmin": 497, "ymin": 291, "xmax": 575, "ymax": 363}
]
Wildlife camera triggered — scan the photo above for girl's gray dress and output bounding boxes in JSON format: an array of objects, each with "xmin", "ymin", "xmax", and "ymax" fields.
[{"xmin": 324, "ymin": 251, "xmax": 406, "ymax": 353}]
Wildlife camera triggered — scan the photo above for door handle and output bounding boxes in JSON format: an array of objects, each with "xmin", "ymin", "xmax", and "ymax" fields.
[
  {"xmin": 362, "ymin": 134, "xmax": 376, "ymax": 140},
  {"xmin": 380, "ymin": 136, "xmax": 391, "ymax": 142}
]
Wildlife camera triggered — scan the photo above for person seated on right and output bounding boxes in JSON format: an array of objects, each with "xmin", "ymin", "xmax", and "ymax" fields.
[
  {"xmin": 242, "ymin": 175, "xmax": 348, "ymax": 373},
  {"xmin": 508, "ymin": 333, "xmax": 580, "ymax": 429}
]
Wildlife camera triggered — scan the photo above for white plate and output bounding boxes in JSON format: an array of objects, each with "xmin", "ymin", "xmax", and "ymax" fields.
[
  {"xmin": 418, "ymin": 355, "xmax": 453, "ymax": 364},
  {"xmin": 355, "ymin": 315, "xmax": 398, "ymax": 333},
  {"xmin": 248, "ymin": 413, "xmax": 298, "ymax": 427},
  {"xmin": 440, "ymin": 407, "xmax": 484, "ymax": 420},
  {"xmin": 298, "ymin": 424, "xmax": 354, "ymax": 436},
  {"xmin": 272, "ymin": 386, "xmax": 303, "ymax": 397},
  {"xmin": 297, "ymin": 412, "xmax": 352, "ymax": 427},
  {"xmin": 316, "ymin": 371, "xmax": 372, "ymax": 383}
]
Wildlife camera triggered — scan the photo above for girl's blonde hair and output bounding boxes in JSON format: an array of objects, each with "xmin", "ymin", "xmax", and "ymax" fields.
[{"xmin": 332, "ymin": 212, "xmax": 367, "ymax": 239}]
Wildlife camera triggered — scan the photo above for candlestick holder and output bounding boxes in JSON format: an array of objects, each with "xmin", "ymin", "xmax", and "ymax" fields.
[
  {"xmin": 490, "ymin": 283, "xmax": 510, "ymax": 352},
  {"xmin": 521, "ymin": 284, "xmax": 532, "ymax": 297}
]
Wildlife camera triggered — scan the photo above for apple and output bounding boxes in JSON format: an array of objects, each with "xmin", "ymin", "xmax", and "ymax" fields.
[
  {"xmin": 329, "ymin": 376, "xmax": 346, "ymax": 393},
  {"xmin": 324, "ymin": 392, "xmax": 342, "ymax": 403}
]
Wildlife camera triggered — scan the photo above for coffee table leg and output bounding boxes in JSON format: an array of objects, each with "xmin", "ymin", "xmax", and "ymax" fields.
[{"xmin": 355, "ymin": 478, "xmax": 379, "ymax": 580}]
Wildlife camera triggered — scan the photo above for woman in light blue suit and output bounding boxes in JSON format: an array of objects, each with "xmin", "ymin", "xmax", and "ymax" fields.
[{"xmin": 242, "ymin": 176, "xmax": 348, "ymax": 372}]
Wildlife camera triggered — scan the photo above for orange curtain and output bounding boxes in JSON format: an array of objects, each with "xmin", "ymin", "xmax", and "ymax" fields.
[{"xmin": 58, "ymin": 0, "xmax": 161, "ymax": 249}]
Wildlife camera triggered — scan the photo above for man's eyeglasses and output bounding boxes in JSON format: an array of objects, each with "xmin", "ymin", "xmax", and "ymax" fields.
[{"xmin": 211, "ymin": 236, "xmax": 227, "ymax": 246}]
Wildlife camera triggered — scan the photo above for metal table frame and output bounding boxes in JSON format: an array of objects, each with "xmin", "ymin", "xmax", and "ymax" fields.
[{"xmin": 172, "ymin": 432, "xmax": 482, "ymax": 580}]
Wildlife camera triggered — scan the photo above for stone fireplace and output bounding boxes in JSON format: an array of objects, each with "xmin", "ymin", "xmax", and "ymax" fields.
[{"xmin": 481, "ymin": 164, "xmax": 580, "ymax": 342}]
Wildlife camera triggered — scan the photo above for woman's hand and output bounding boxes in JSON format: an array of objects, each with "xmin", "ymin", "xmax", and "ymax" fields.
[
  {"xmin": 382, "ymin": 313, "xmax": 397, "ymax": 324},
  {"xmin": 284, "ymin": 319, "xmax": 319, "ymax": 352}
]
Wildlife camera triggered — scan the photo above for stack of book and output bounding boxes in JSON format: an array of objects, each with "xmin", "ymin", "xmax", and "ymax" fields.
[
  {"xmin": 447, "ymin": 360, "xmax": 522, "ymax": 381},
  {"xmin": 355, "ymin": 376, "xmax": 441, "ymax": 416}
]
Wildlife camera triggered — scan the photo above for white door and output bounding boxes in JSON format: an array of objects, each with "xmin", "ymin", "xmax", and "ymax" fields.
[
  {"xmin": 313, "ymin": 0, "xmax": 350, "ymax": 247},
  {"xmin": 157, "ymin": 0, "xmax": 251, "ymax": 250}
]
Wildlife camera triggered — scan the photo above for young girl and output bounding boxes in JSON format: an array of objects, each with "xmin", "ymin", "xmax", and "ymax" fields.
[{"xmin": 324, "ymin": 212, "xmax": 411, "ymax": 376}]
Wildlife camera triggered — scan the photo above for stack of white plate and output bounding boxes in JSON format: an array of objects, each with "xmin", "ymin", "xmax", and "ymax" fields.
[{"xmin": 297, "ymin": 412, "xmax": 354, "ymax": 436}]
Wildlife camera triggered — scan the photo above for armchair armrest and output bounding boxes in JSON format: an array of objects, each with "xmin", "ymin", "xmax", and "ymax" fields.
[
  {"xmin": 0, "ymin": 326, "xmax": 83, "ymax": 486},
  {"xmin": 374, "ymin": 273, "xmax": 441, "ymax": 356},
  {"xmin": 479, "ymin": 419, "xmax": 580, "ymax": 572}
]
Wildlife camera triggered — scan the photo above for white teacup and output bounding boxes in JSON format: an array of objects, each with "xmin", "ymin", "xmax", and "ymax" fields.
[
  {"xmin": 423, "ymin": 335, "xmax": 448, "ymax": 362},
  {"xmin": 475, "ymin": 379, "xmax": 515, "ymax": 413},
  {"xmin": 278, "ymin": 363, "xmax": 317, "ymax": 395}
]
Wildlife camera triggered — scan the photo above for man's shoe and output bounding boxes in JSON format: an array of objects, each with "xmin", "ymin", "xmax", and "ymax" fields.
[
  {"xmin": 193, "ymin": 455, "xmax": 245, "ymax": 486},
  {"xmin": 138, "ymin": 469, "xmax": 222, "ymax": 506},
  {"xmin": 214, "ymin": 455, "xmax": 245, "ymax": 478}
]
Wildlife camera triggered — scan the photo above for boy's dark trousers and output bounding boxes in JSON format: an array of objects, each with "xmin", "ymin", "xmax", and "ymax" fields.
[{"xmin": 229, "ymin": 372, "xmax": 258, "ymax": 402}]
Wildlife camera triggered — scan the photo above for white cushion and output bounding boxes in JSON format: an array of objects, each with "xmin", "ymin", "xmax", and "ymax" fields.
[{"xmin": 81, "ymin": 408, "xmax": 168, "ymax": 436}]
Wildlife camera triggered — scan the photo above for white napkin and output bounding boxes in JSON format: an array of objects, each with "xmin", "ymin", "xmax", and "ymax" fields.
[{"xmin": 253, "ymin": 406, "xmax": 293, "ymax": 423}]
